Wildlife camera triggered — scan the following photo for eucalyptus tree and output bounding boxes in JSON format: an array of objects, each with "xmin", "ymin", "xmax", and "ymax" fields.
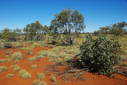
[
  {"xmin": 51, "ymin": 9, "xmax": 85, "ymax": 45},
  {"xmin": 0, "ymin": 28, "xmax": 17, "ymax": 41},
  {"xmin": 23, "ymin": 21, "xmax": 43, "ymax": 41},
  {"xmin": 110, "ymin": 22, "xmax": 127, "ymax": 36},
  {"xmin": 99, "ymin": 26, "xmax": 110, "ymax": 34}
]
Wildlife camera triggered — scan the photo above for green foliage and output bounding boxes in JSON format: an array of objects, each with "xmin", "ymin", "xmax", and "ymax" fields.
[
  {"xmin": 50, "ymin": 75, "xmax": 57, "ymax": 82},
  {"xmin": 23, "ymin": 21, "xmax": 49, "ymax": 41},
  {"xmin": 94, "ymin": 22, "xmax": 127, "ymax": 36},
  {"xmin": 33, "ymin": 80, "xmax": 47, "ymax": 85},
  {"xmin": 0, "ymin": 40, "xmax": 5, "ymax": 48},
  {"xmin": 36, "ymin": 73, "xmax": 45, "ymax": 80},
  {"xmin": 10, "ymin": 64, "xmax": 21, "ymax": 71},
  {"xmin": 11, "ymin": 52, "xmax": 23, "ymax": 61},
  {"xmin": 79, "ymin": 35, "xmax": 121, "ymax": 75},
  {"xmin": 31, "ymin": 64, "xmax": 38, "ymax": 69},
  {"xmin": 0, "ymin": 59, "xmax": 9, "ymax": 63},
  {"xmin": 0, "ymin": 28, "xmax": 18, "ymax": 41},
  {"xmin": 19, "ymin": 69, "xmax": 31, "ymax": 79},
  {"xmin": 40, "ymin": 81, "xmax": 47, "ymax": 85},
  {"xmin": 51, "ymin": 9, "xmax": 85, "ymax": 45},
  {"xmin": 6, "ymin": 73, "xmax": 15, "ymax": 78},
  {"xmin": 28, "ymin": 57, "xmax": 37, "ymax": 61},
  {"xmin": 0, "ymin": 66, "xmax": 8, "ymax": 72},
  {"xmin": 33, "ymin": 80, "xmax": 40, "ymax": 85},
  {"xmin": 21, "ymin": 47, "xmax": 33, "ymax": 55}
]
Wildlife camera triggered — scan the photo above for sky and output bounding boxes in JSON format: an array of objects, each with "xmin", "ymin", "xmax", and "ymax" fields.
[{"xmin": 0, "ymin": 0, "xmax": 127, "ymax": 32}]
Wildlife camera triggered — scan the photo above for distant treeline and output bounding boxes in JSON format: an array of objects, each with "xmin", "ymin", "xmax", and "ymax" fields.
[
  {"xmin": 93, "ymin": 22, "xmax": 127, "ymax": 36},
  {"xmin": 0, "ymin": 9, "xmax": 127, "ymax": 45}
]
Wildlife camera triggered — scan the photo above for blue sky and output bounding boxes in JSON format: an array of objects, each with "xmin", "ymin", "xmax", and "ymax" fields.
[{"xmin": 0, "ymin": 0, "xmax": 127, "ymax": 32}]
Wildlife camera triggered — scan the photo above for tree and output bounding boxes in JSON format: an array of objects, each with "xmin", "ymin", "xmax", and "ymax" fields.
[
  {"xmin": 99, "ymin": 26, "xmax": 110, "ymax": 34},
  {"xmin": 0, "ymin": 28, "xmax": 17, "ymax": 41},
  {"xmin": 110, "ymin": 22, "xmax": 127, "ymax": 36},
  {"xmin": 51, "ymin": 9, "xmax": 85, "ymax": 45},
  {"xmin": 23, "ymin": 21, "xmax": 43, "ymax": 41}
]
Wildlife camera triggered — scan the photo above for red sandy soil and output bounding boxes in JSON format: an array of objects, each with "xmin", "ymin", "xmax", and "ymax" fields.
[{"xmin": 0, "ymin": 47, "xmax": 127, "ymax": 85}]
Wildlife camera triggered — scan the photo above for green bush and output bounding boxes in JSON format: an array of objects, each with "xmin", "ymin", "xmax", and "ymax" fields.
[
  {"xmin": 10, "ymin": 64, "xmax": 21, "ymax": 71},
  {"xmin": 40, "ymin": 81, "xmax": 47, "ymax": 85},
  {"xmin": 36, "ymin": 73, "xmax": 45, "ymax": 80},
  {"xmin": 19, "ymin": 69, "xmax": 31, "ymax": 79},
  {"xmin": 28, "ymin": 57, "xmax": 37, "ymax": 61},
  {"xmin": 0, "ymin": 59, "xmax": 9, "ymax": 63},
  {"xmin": 79, "ymin": 35, "xmax": 121, "ymax": 75},
  {"xmin": 33, "ymin": 80, "xmax": 47, "ymax": 85},
  {"xmin": 31, "ymin": 64, "xmax": 38, "ymax": 69},
  {"xmin": 33, "ymin": 80, "xmax": 40, "ymax": 85},
  {"xmin": 6, "ymin": 73, "xmax": 15, "ymax": 78},
  {"xmin": 0, "ymin": 66, "xmax": 8, "ymax": 72},
  {"xmin": 50, "ymin": 75, "xmax": 57, "ymax": 82},
  {"xmin": 11, "ymin": 52, "xmax": 23, "ymax": 61}
]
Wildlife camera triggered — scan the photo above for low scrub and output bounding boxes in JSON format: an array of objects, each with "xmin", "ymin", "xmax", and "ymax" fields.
[
  {"xmin": 36, "ymin": 73, "xmax": 45, "ymax": 80},
  {"xmin": 10, "ymin": 64, "xmax": 21, "ymax": 71},
  {"xmin": 79, "ymin": 35, "xmax": 121, "ymax": 75},
  {"xmin": 3, "ymin": 42, "xmax": 13, "ymax": 48},
  {"xmin": 31, "ymin": 64, "xmax": 38, "ymax": 69},
  {"xmin": 50, "ymin": 75, "xmax": 57, "ymax": 82},
  {"xmin": 0, "ymin": 66, "xmax": 8, "ymax": 72},
  {"xmin": 37, "ymin": 46, "xmax": 79, "ymax": 63},
  {"xmin": 21, "ymin": 47, "xmax": 33, "ymax": 55},
  {"xmin": 0, "ymin": 59, "xmax": 9, "ymax": 63},
  {"xmin": 28, "ymin": 57, "xmax": 37, "ymax": 61},
  {"xmin": 6, "ymin": 73, "xmax": 15, "ymax": 78},
  {"xmin": 11, "ymin": 52, "xmax": 23, "ymax": 61},
  {"xmin": 19, "ymin": 69, "xmax": 31, "ymax": 79},
  {"xmin": 33, "ymin": 80, "xmax": 47, "ymax": 85}
]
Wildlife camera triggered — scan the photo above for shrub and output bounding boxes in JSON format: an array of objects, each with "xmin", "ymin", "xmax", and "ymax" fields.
[
  {"xmin": 0, "ymin": 66, "xmax": 8, "ymax": 72},
  {"xmin": 31, "ymin": 64, "xmax": 38, "ymax": 69},
  {"xmin": 32, "ymin": 42, "xmax": 40, "ymax": 48},
  {"xmin": 36, "ymin": 73, "xmax": 45, "ymax": 80},
  {"xmin": 33, "ymin": 80, "xmax": 47, "ymax": 85},
  {"xmin": 50, "ymin": 75, "xmax": 57, "ymax": 82},
  {"xmin": 28, "ymin": 57, "xmax": 37, "ymax": 61},
  {"xmin": 33, "ymin": 80, "xmax": 40, "ymax": 85},
  {"xmin": 79, "ymin": 35, "xmax": 121, "ymax": 75},
  {"xmin": 0, "ymin": 59, "xmax": 9, "ymax": 63},
  {"xmin": 10, "ymin": 64, "xmax": 21, "ymax": 71},
  {"xmin": 6, "ymin": 73, "xmax": 15, "ymax": 78},
  {"xmin": 21, "ymin": 47, "xmax": 33, "ymax": 55},
  {"xmin": 19, "ymin": 69, "xmax": 31, "ymax": 79},
  {"xmin": 0, "ymin": 40, "xmax": 5, "ymax": 48},
  {"xmin": 40, "ymin": 81, "xmax": 47, "ymax": 85},
  {"xmin": 11, "ymin": 52, "xmax": 23, "ymax": 61}
]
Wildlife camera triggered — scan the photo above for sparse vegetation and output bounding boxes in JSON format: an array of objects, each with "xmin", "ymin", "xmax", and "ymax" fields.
[
  {"xmin": 36, "ymin": 73, "xmax": 45, "ymax": 80},
  {"xmin": 6, "ymin": 73, "xmax": 15, "ymax": 78},
  {"xmin": 19, "ymin": 69, "xmax": 31, "ymax": 79},
  {"xmin": 0, "ymin": 5, "xmax": 127, "ymax": 85},
  {"xmin": 11, "ymin": 52, "xmax": 23, "ymax": 61},
  {"xmin": 0, "ymin": 58, "xmax": 9, "ymax": 63},
  {"xmin": 33, "ymin": 80, "xmax": 47, "ymax": 85},
  {"xmin": 0, "ymin": 66, "xmax": 8, "ymax": 72},
  {"xmin": 28, "ymin": 57, "xmax": 37, "ymax": 61},
  {"xmin": 31, "ymin": 64, "xmax": 38, "ymax": 69},
  {"xmin": 50, "ymin": 75, "xmax": 57, "ymax": 82},
  {"xmin": 10, "ymin": 64, "xmax": 21, "ymax": 71}
]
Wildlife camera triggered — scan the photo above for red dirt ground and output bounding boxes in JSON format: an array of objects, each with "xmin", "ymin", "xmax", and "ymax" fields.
[{"xmin": 0, "ymin": 47, "xmax": 127, "ymax": 85}]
